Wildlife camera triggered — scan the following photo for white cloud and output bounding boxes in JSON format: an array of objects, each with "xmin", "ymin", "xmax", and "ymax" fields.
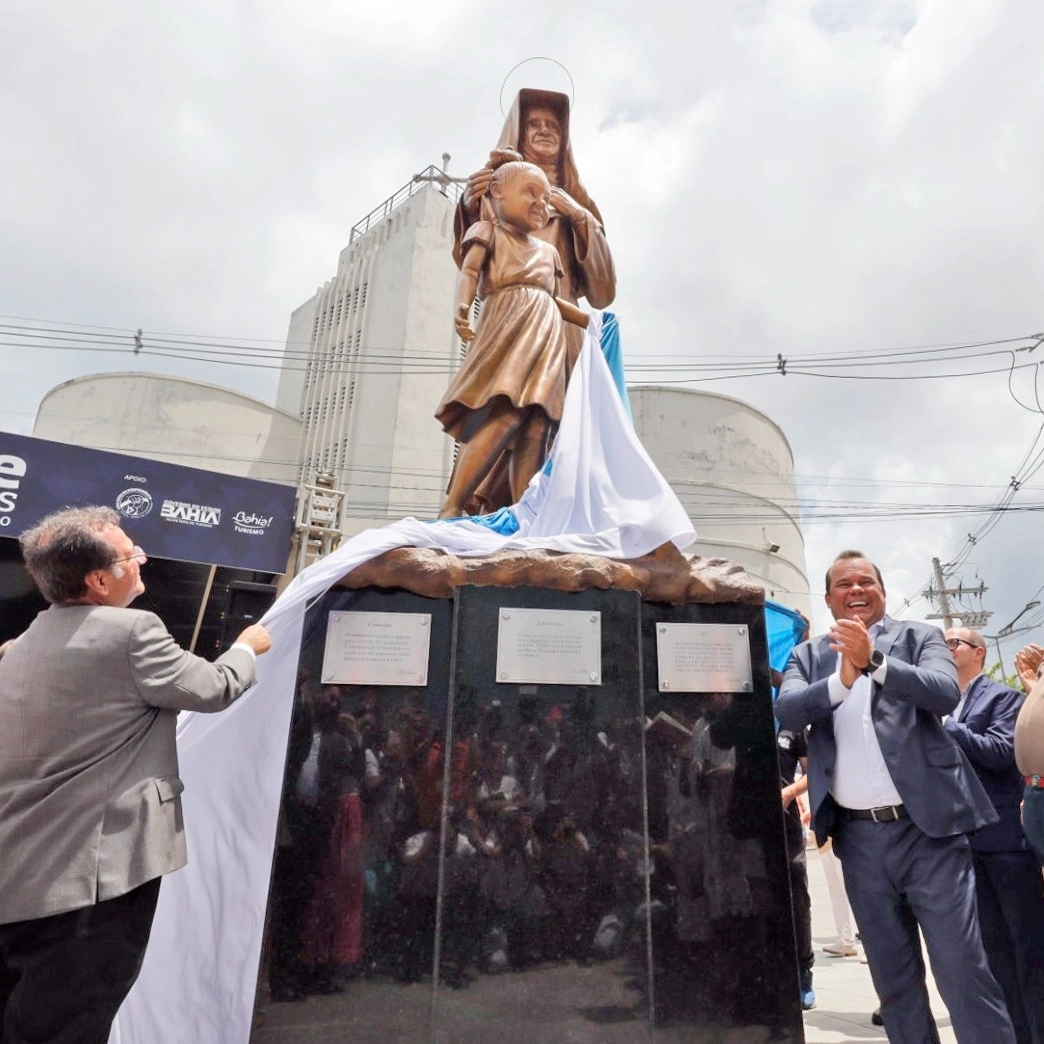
[{"xmin": 882, "ymin": 0, "xmax": 1008, "ymax": 133}]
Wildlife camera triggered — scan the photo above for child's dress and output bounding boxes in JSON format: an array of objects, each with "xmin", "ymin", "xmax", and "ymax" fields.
[{"xmin": 436, "ymin": 220, "xmax": 567, "ymax": 443}]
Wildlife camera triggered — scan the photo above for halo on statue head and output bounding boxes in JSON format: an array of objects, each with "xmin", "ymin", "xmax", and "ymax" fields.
[{"xmin": 500, "ymin": 57, "xmax": 575, "ymax": 116}]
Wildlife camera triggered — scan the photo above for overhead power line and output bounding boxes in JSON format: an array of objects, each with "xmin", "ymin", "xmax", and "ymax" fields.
[{"xmin": 1, "ymin": 316, "xmax": 1042, "ymax": 383}]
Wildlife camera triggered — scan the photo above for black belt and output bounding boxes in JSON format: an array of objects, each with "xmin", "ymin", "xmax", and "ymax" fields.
[{"xmin": 839, "ymin": 804, "xmax": 907, "ymax": 823}]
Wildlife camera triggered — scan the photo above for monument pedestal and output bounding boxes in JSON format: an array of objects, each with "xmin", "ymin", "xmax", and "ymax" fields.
[{"xmin": 254, "ymin": 550, "xmax": 804, "ymax": 1043}]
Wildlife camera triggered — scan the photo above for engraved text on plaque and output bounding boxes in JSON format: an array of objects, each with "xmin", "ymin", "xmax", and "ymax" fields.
[
  {"xmin": 656, "ymin": 622, "xmax": 753, "ymax": 693},
  {"xmin": 496, "ymin": 608, "xmax": 602, "ymax": 685},
  {"xmin": 322, "ymin": 611, "xmax": 431, "ymax": 686}
]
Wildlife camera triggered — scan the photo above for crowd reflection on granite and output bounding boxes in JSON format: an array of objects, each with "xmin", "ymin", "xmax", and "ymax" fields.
[{"xmin": 269, "ymin": 682, "xmax": 640, "ymax": 996}]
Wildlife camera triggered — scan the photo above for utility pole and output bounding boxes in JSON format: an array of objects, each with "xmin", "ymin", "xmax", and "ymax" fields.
[
  {"xmin": 924, "ymin": 557, "xmax": 991, "ymax": 630},
  {"xmin": 925, "ymin": 558, "xmax": 956, "ymax": 629}
]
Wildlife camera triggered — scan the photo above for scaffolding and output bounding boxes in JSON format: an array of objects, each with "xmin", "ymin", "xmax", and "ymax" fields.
[{"xmin": 293, "ymin": 475, "xmax": 348, "ymax": 575}]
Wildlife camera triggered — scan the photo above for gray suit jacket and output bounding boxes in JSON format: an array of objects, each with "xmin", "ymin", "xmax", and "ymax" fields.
[
  {"xmin": 775, "ymin": 616, "xmax": 996, "ymax": 843},
  {"xmin": 0, "ymin": 603, "xmax": 257, "ymax": 924}
]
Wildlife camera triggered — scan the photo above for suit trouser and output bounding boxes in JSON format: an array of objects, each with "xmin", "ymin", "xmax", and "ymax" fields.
[
  {"xmin": 973, "ymin": 849, "xmax": 1044, "ymax": 1044},
  {"xmin": 834, "ymin": 817, "xmax": 1016, "ymax": 1044},
  {"xmin": 0, "ymin": 877, "xmax": 161, "ymax": 1044}
]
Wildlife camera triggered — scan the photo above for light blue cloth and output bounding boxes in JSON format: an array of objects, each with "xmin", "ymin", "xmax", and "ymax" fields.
[
  {"xmin": 765, "ymin": 599, "xmax": 808, "ymax": 733},
  {"xmin": 456, "ymin": 504, "xmax": 520, "ymax": 535},
  {"xmin": 597, "ymin": 311, "xmax": 632, "ymax": 420},
  {"xmin": 765, "ymin": 600, "xmax": 807, "ymax": 677}
]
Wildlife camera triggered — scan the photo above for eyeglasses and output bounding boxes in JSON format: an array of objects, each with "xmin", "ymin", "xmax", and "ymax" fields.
[
  {"xmin": 945, "ymin": 638, "xmax": 981, "ymax": 651},
  {"xmin": 112, "ymin": 546, "xmax": 147, "ymax": 566}
]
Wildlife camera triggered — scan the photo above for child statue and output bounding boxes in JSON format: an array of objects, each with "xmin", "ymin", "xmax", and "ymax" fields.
[{"xmin": 436, "ymin": 154, "xmax": 586, "ymax": 519}]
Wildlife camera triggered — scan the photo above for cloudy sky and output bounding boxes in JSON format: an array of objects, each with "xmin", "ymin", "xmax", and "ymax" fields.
[{"xmin": 3, "ymin": 0, "xmax": 1044, "ymax": 649}]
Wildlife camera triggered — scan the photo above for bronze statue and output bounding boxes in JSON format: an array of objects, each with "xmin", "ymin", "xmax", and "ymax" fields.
[
  {"xmin": 436, "ymin": 89, "xmax": 616, "ymax": 517},
  {"xmin": 436, "ymin": 158, "xmax": 570, "ymax": 518}
]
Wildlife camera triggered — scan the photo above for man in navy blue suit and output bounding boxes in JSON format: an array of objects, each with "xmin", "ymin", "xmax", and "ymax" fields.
[
  {"xmin": 943, "ymin": 627, "xmax": 1044, "ymax": 1044},
  {"xmin": 776, "ymin": 550, "xmax": 1016, "ymax": 1043}
]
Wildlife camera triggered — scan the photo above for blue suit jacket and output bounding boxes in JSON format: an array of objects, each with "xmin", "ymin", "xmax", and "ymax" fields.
[
  {"xmin": 944, "ymin": 674, "xmax": 1030, "ymax": 853},
  {"xmin": 776, "ymin": 616, "xmax": 997, "ymax": 843}
]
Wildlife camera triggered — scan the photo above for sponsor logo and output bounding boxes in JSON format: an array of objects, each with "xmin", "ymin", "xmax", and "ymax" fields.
[
  {"xmin": 161, "ymin": 500, "xmax": 221, "ymax": 528},
  {"xmin": 0, "ymin": 455, "xmax": 27, "ymax": 526},
  {"xmin": 116, "ymin": 487, "xmax": 154, "ymax": 518},
  {"xmin": 233, "ymin": 510, "xmax": 274, "ymax": 536}
]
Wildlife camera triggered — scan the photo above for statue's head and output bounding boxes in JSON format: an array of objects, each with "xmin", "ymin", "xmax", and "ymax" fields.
[
  {"xmin": 521, "ymin": 105, "xmax": 562, "ymax": 167},
  {"xmin": 489, "ymin": 161, "xmax": 552, "ymax": 233},
  {"xmin": 511, "ymin": 89, "xmax": 570, "ymax": 178}
]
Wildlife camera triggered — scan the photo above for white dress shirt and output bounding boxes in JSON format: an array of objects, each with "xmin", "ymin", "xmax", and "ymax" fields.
[{"xmin": 826, "ymin": 624, "xmax": 903, "ymax": 809}]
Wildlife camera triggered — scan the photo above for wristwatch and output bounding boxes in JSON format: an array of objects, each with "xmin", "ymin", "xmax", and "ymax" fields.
[{"xmin": 861, "ymin": 649, "xmax": 885, "ymax": 676}]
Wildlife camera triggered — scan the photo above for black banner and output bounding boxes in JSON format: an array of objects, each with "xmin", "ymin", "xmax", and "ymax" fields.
[{"xmin": 0, "ymin": 432, "xmax": 296, "ymax": 574}]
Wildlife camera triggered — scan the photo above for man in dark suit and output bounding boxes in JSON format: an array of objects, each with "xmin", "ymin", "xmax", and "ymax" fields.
[
  {"xmin": 943, "ymin": 627, "xmax": 1044, "ymax": 1044},
  {"xmin": 776, "ymin": 550, "xmax": 1015, "ymax": 1043},
  {"xmin": 0, "ymin": 506, "xmax": 271, "ymax": 1044}
]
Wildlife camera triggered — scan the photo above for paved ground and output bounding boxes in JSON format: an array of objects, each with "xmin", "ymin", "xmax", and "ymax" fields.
[{"xmin": 802, "ymin": 844, "xmax": 956, "ymax": 1043}]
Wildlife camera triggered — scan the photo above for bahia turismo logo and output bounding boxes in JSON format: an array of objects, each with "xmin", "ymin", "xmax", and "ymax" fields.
[
  {"xmin": 0, "ymin": 455, "xmax": 27, "ymax": 527},
  {"xmin": 160, "ymin": 500, "xmax": 221, "ymax": 528},
  {"xmin": 233, "ymin": 510, "xmax": 274, "ymax": 536},
  {"xmin": 116, "ymin": 487, "xmax": 154, "ymax": 519}
]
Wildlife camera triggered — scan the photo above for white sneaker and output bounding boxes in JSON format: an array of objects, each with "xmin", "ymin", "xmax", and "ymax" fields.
[{"xmin": 822, "ymin": 942, "xmax": 858, "ymax": 957}]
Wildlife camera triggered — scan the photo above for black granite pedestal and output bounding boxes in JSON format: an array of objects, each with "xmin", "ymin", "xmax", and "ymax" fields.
[{"xmin": 252, "ymin": 584, "xmax": 804, "ymax": 1044}]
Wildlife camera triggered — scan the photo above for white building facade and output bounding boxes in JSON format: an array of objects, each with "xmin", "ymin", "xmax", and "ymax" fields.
[
  {"xmin": 276, "ymin": 169, "xmax": 463, "ymax": 536},
  {"xmin": 629, "ymin": 386, "xmax": 812, "ymax": 618},
  {"xmin": 34, "ymin": 373, "xmax": 302, "ymax": 486}
]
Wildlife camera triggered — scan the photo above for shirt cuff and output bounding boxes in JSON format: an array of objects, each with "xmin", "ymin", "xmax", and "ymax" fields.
[
  {"xmin": 870, "ymin": 657, "xmax": 887, "ymax": 684},
  {"xmin": 229, "ymin": 642, "xmax": 257, "ymax": 662},
  {"xmin": 828, "ymin": 671, "xmax": 848, "ymax": 706}
]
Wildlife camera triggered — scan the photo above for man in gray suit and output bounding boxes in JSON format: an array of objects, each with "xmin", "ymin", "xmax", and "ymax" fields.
[
  {"xmin": 0, "ymin": 506, "xmax": 271, "ymax": 1044},
  {"xmin": 776, "ymin": 550, "xmax": 1015, "ymax": 1044}
]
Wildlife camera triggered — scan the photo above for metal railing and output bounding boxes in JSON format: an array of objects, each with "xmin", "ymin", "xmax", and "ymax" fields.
[{"xmin": 349, "ymin": 164, "xmax": 465, "ymax": 244}]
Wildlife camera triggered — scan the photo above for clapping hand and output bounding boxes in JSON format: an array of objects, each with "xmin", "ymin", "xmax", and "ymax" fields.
[
  {"xmin": 828, "ymin": 618, "xmax": 873, "ymax": 688},
  {"xmin": 1014, "ymin": 643, "xmax": 1044, "ymax": 691}
]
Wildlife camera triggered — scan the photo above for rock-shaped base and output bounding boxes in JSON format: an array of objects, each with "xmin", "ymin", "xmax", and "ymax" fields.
[{"xmin": 336, "ymin": 541, "xmax": 763, "ymax": 605}]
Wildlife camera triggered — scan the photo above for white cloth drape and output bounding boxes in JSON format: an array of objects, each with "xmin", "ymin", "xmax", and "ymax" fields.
[{"xmin": 111, "ymin": 322, "xmax": 695, "ymax": 1044}]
